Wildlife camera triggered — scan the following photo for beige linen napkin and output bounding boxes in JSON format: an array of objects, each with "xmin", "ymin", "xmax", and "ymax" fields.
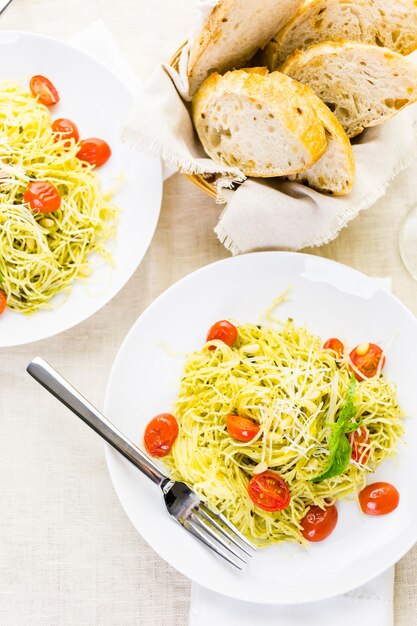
[
  {"xmin": 215, "ymin": 117, "xmax": 417, "ymax": 253},
  {"xmin": 122, "ymin": 0, "xmax": 417, "ymax": 254}
]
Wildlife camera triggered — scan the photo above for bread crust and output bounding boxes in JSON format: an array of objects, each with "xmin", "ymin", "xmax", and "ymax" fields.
[
  {"xmin": 188, "ymin": 0, "xmax": 303, "ymax": 95},
  {"xmin": 267, "ymin": 0, "xmax": 417, "ymax": 69},
  {"xmin": 192, "ymin": 68, "xmax": 328, "ymax": 177},
  {"xmin": 188, "ymin": 1, "xmax": 230, "ymax": 88},
  {"xmin": 281, "ymin": 41, "xmax": 417, "ymax": 137},
  {"xmin": 293, "ymin": 92, "xmax": 355, "ymax": 195}
]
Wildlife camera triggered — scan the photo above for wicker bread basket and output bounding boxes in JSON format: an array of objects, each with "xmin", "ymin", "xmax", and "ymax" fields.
[{"xmin": 170, "ymin": 43, "xmax": 217, "ymax": 198}]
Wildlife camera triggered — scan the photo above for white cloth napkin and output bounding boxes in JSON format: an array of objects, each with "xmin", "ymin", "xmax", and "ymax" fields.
[
  {"xmin": 190, "ymin": 570, "xmax": 395, "ymax": 626},
  {"xmin": 122, "ymin": 0, "xmax": 417, "ymax": 254},
  {"xmin": 69, "ymin": 20, "xmax": 139, "ymax": 91},
  {"xmin": 190, "ymin": 277, "xmax": 395, "ymax": 626}
]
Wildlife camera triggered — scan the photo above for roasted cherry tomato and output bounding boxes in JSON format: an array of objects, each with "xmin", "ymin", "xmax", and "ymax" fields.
[
  {"xmin": 144, "ymin": 413, "xmax": 178, "ymax": 458},
  {"xmin": 76, "ymin": 138, "xmax": 111, "ymax": 167},
  {"xmin": 323, "ymin": 338, "xmax": 344, "ymax": 359},
  {"xmin": 247, "ymin": 471, "xmax": 290, "ymax": 512},
  {"xmin": 30, "ymin": 75, "xmax": 60, "ymax": 106},
  {"xmin": 350, "ymin": 343, "xmax": 385, "ymax": 380},
  {"xmin": 301, "ymin": 505, "xmax": 338, "ymax": 542},
  {"xmin": 52, "ymin": 118, "xmax": 79, "ymax": 144},
  {"xmin": 0, "ymin": 292, "xmax": 6, "ymax": 315},
  {"xmin": 23, "ymin": 181, "xmax": 61, "ymax": 213},
  {"xmin": 349, "ymin": 426, "xmax": 370, "ymax": 464},
  {"xmin": 226, "ymin": 414, "xmax": 260, "ymax": 442},
  {"xmin": 359, "ymin": 482, "xmax": 399, "ymax": 516},
  {"xmin": 206, "ymin": 320, "xmax": 238, "ymax": 349}
]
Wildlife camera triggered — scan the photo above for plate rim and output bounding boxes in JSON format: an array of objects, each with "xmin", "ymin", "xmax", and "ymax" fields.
[
  {"xmin": 0, "ymin": 29, "xmax": 133, "ymax": 89},
  {"xmin": 0, "ymin": 29, "xmax": 163, "ymax": 347},
  {"xmin": 104, "ymin": 251, "xmax": 417, "ymax": 604}
]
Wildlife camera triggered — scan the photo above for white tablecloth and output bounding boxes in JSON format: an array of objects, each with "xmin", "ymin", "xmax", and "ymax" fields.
[{"xmin": 1, "ymin": 1, "xmax": 417, "ymax": 624}]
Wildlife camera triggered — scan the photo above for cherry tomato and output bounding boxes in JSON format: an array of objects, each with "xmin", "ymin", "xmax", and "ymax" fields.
[
  {"xmin": 30, "ymin": 75, "xmax": 60, "ymax": 106},
  {"xmin": 52, "ymin": 118, "xmax": 79, "ymax": 144},
  {"xmin": 226, "ymin": 414, "xmax": 260, "ymax": 442},
  {"xmin": 144, "ymin": 413, "xmax": 179, "ymax": 458},
  {"xmin": 350, "ymin": 343, "xmax": 385, "ymax": 380},
  {"xmin": 301, "ymin": 505, "xmax": 338, "ymax": 542},
  {"xmin": 206, "ymin": 320, "xmax": 238, "ymax": 349},
  {"xmin": 23, "ymin": 181, "xmax": 61, "ymax": 213},
  {"xmin": 76, "ymin": 138, "xmax": 111, "ymax": 167},
  {"xmin": 323, "ymin": 338, "xmax": 344, "ymax": 359},
  {"xmin": 349, "ymin": 426, "xmax": 370, "ymax": 464},
  {"xmin": 247, "ymin": 471, "xmax": 290, "ymax": 512},
  {"xmin": 359, "ymin": 482, "xmax": 399, "ymax": 516},
  {"xmin": 0, "ymin": 292, "xmax": 6, "ymax": 315}
]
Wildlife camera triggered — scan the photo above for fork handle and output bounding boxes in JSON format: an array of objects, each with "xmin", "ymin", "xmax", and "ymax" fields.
[
  {"xmin": 0, "ymin": 1, "xmax": 14, "ymax": 17},
  {"xmin": 27, "ymin": 357, "xmax": 167, "ymax": 486}
]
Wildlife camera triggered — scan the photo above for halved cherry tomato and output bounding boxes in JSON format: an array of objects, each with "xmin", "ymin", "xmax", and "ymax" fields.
[
  {"xmin": 247, "ymin": 471, "xmax": 290, "ymax": 512},
  {"xmin": 23, "ymin": 181, "xmax": 61, "ymax": 213},
  {"xmin": 359, "ymin": 482, "xmax": 399, "ymax": 516},
  {"xmin": 226, "ymin": 414, "xmax": 260, "ymax": 442},
  {"xmin": 206, "ymin": 320, "xmax": 237, "ymax": 350},
  {"xmin": 52, "ymin": 118, "xmax": 79, "ymax": 144},
  {"xmin": 350, "ymin": 343, "xmax": 385, "ymax": 380},
  {"xmin": 323, "ymin": 338, "xmax": 344, "ymax": 359},
  {"xmin": 301, "ymin": 505, "xmax": 338, "ymax": 542},
  {"xmin": 76, "ymin": 138, "xmax": 111, "ymax": 167},
  {"xmin": 0, "ymin": 292, "xmax": 6, "ymax": 315},
  {"xmin": 349, "ymin": 426, "xmax": 370, "ymax": 464},
  {"xmin": 144, "ymin": 413, "xmax": 179, "ymax": 458},
  {"xmin": 30, "ymin": 75, "xmax": 60, "ymax": 106}
]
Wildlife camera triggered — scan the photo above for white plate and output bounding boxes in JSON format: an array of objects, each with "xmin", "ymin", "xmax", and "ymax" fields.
[
  {"xmin": 104, "ymin": 252, "xmax": 417, "ymax": 604},
  {"xmin": 0, "ymin": 31, "xmax": 162, "ymax": 347}
]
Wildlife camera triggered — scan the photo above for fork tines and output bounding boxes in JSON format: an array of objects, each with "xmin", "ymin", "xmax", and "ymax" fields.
[{"xmin": 184, "ymin": 502, "xmax": 256, "ymax": 570}]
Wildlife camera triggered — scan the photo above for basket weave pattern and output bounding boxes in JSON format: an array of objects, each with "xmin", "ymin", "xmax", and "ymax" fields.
[{"xmin": 170, "ymin": 44, "xmax": 217, "ymax": 198}]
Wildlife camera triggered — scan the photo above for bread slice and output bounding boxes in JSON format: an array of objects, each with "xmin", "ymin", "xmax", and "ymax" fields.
[
  {"xmin": 265, "ymin": 0, "xmax": 417, "ymax": 70},
  {"xmin": 192, "ymin": 68, "xmax": 328, "ymax": 177},
  {"xmin": 187, "ymin": 0, "xmax": 303, "ymax": 96},
  {"xmin": 281, "ymin": 41, "xmax": 417, "ymax": 137},
  {"xmin": 289, "ymin": 94, "xmax": 355, "ymax": 195}
]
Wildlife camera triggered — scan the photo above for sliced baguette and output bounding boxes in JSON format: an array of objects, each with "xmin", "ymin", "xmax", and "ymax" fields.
[
  {"xmin": 188, "ymin": 0, "xmax": 303, "ymax": 96},
  {"xmin": 289, "ymin": 94, "xmax": 355, "ymax": 195},
  {"xmin": 281, "ymin": 41, "xmax": 417, "ymax": 137},
  {"xmin": 192, "ymin": 68, "xmax": 328, "ymax": 177},
  {"xmin": 265, "ymin": 0, "xmax": 417, "ymax": 70}
]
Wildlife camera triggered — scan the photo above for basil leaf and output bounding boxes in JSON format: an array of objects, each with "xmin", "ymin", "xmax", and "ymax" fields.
[
  {"xmin": 312, "ymin": 376, "xmax": 357, "ymax": 484},
  {"xmin": 344, "ymin": 416, "xmax": 364, "ymax": 434},
  {"xmin": 339, "ymin": 376, "xmax": 357, "ymax": 424},
  {"xmin": 313, "ymin": 433, "xmax": 351, "ymax": 482}
]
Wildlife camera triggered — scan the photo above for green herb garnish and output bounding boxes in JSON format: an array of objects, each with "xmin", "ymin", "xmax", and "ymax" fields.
[{"xmin": 312, "ymin": 375, "xmax": 360, "ymax": 483}]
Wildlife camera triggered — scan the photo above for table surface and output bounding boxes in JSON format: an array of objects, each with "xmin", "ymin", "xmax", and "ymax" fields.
[{"xmin": 1, "ymin": 1, "xmax": 417, "ymax": 624}]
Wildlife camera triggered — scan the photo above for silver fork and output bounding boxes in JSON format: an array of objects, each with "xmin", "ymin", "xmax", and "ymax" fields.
[
  {"xmin": 27, "ymin": 357, "xmax": 255, "ymax": 570},
  {"xmin": 0, "ymin": 0, "xmax": 14, "ymax": 17}
]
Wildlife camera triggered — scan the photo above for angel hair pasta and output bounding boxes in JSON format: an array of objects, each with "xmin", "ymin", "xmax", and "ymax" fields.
[
  {"xmin": 0, "ymin": 80, "xmax": 118, "ymax": 314},
  {"xmin": 164, "ymin": 319, "xmax": 404, "ymax": 546}
]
